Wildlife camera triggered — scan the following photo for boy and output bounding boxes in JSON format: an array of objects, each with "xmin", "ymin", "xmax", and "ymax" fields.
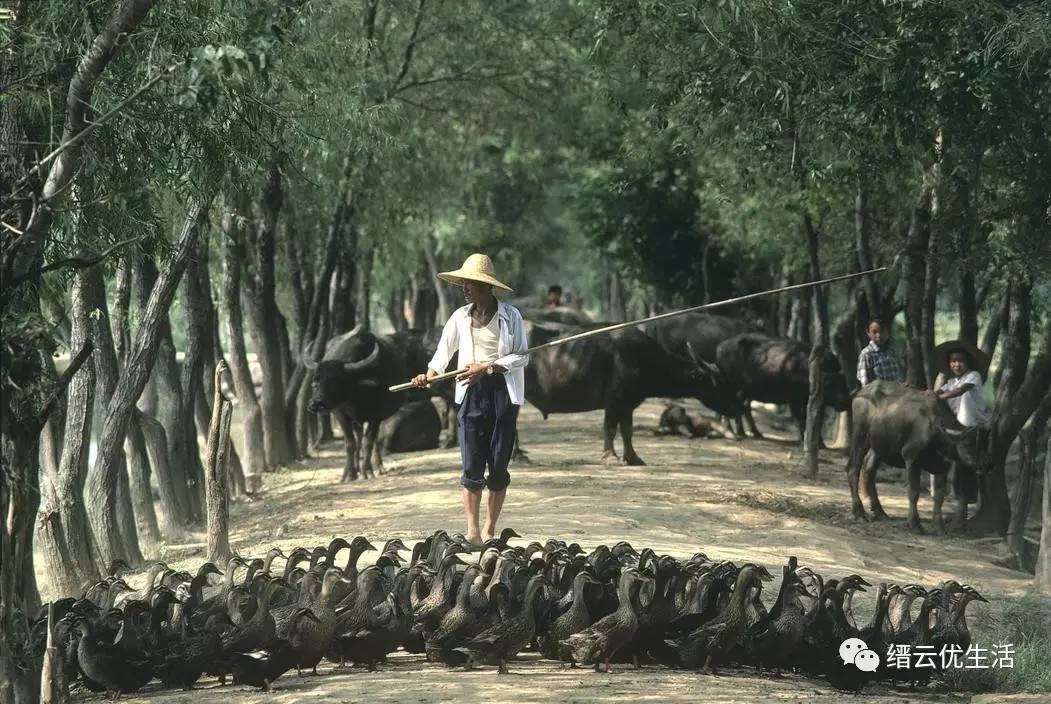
[{"xmin": 857, "ymin": 317, "xmax": 905, "ymax": 385}]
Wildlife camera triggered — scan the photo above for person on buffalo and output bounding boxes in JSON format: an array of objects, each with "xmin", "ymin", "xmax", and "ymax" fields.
[
  {"xmin": 856, "ymin": 317, "xmax": 905, "ymax": 385},
  {"xmin": 934, "ymin": 340, "xmax": 992, "ymax": 428},
  {"xmin": 544, "ymin": 284, "xmax": 563, "ymax": 308},
  {"xmin": 411, "ymin": 253, "xmax": 529, "ymax": 547}
]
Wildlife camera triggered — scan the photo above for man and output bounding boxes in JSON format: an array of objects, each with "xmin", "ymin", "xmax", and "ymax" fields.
[
  {"xmin": 544, "ymin": 284, "xmax": 563, "ymax": 308},
  {"xmin": 412, "ymin": 253, "xmax": 529, "ymax": 546},
  {"xmin": 857, "ymin": 317, "xmax": 905, "ymax": 385}
]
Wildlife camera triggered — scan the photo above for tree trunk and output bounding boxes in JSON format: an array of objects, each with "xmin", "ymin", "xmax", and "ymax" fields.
[
  {"xmin": 243, "ymin": 163, "xmax": 294, "ymax": 467},
  {"xmin": 285, "ymin": 226, "xmax": 310, "ymax": 350},
  {"xmin": 1036, "ymin": 433, "xmax": 1051, "ymax": 593},
  {"xmin": 921, "ymin": 221, "xmax": 941, "ymax": 388},
  {"xmin": 134, "ymin": 256, "xmax": 194, "ymax": 525},
  {"xmin": 87, "ymin": 198, "xmax": 209, "ymax": 564},
  {"xmin": 802, "ymin": 214, "xmax": 829, "ymax": 347},
  {"xmin": 959, "ymin": 269, "xmax": 979, "ymax": 346},
  {"xmin": 903, "ymin": 182, "xmax": 933, "ymax": 387},
  {"xmin": 190, "ymin": 231, "xmax": 246, "ymax": 498},
  {"xmin": 84, "ymin": 264, "xmax": 144, "ymax": 566},
  {"xmin": 854, "ymin": 185, "xmax": 880, "ymax": 316},
  {"xmin": 37, "ymin": 272, "xmax": 99, "ymax": 597},
  {"xmin": 802, "ymin": 345, "xmax": 825, "ymax": 477},
  {"xmin": 359, "ymin": 245, "xmax": 374, "ymax": 330},
  {"xmin": 970, "ymin": 281, "xmax": 1051, "ymax": 536},
  {"xmin": 124, "ymin": 413, "xmax": 161, "ymax": 548},
  {"xmin": 777, "ymin": 263, "xmax": 792, "ymax": 337},
  {"xmin": 175, "ymin": 230, "xmax": 212, "ymax": 523},
  {"xmin": 135, "ymin": 410, "xmax": 177, "ymax": 533},
  {"xmin": 981, "ymin": 292, "xmax": 1009, "ymax": 359},
  {"xmin": 1002, "ymin": 404, "xmax": 1049, "ymax": 573},
  {"xmin": 221, "ymin": 208, "xmax": 268, "ymax": 492},
  {"xmin": 205, "ymin": 364, "xmax": 233, "ymax": 564},
  {"xmin": 422, "ymin": 235, "xmax": 446, "ymax": 323},
  {"xmin": 787, "ymin": 286, "xmax": 811, "ymax": 345}
]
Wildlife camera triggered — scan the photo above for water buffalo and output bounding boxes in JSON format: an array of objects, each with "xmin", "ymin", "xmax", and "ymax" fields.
[
  {"xmin": 847, "ymin": 381, "xmax": 984, "ymax": 534},
  {"xmin": 524, "ymin": 322, "xmax": 743, "ymax": 465},
  {"xmin": 656, "ymin": 402, "xmax": 720, "ymax": 439},
  {"xmin": 714, "ymin": 333, "xmax": 850, "ymax": 439},
  {"xmin": 378, "ymin": 399, "xmax": 442, "ymax": 454},
  {"xmin": 308, "ymin": 327, "xmax": 438, "ymax": 481},
  {"xmin": 644, "ymin": 313, "xmax": 755, "ymax": 437}
]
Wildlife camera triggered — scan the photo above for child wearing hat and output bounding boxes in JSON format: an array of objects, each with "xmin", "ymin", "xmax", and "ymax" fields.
[{"xmin": 935, "ymin": 343, "xmax": 991, "ymax": 428}]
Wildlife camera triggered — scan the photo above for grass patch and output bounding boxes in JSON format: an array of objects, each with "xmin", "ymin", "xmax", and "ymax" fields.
[{"xmin": 943, "ymin": 593, "xmax": 1051, "ymax": 693}]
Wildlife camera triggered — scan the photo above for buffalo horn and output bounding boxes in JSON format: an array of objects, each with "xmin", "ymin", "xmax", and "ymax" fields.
[{"xmin": 342, "ymin": 340, "xmax": 380, "ymax": 373}]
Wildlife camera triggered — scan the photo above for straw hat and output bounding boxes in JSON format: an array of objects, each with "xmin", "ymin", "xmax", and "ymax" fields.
[
  {"xmin": 437, "ymin": 253, "xmax": 513, "ymax": 292},
  {"xmin": 934, "ymin": 339, "xmax": 991, "ymax": 379}
]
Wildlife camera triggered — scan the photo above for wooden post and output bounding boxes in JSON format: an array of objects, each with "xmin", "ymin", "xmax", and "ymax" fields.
[
  {"xmin": 802, "ymin": 345, "xmax": 826, "ymax": 477},
  {"xmin": 40, "ymin": 601, "xmax": 67, "ymax": 704},
  {"xmin": 206, "ymin": 361, "xmax": 233, "ymax": 563},
  {"xmin": 1036, "ymin": 434, "xmax": 1051, "ymax": 593}
]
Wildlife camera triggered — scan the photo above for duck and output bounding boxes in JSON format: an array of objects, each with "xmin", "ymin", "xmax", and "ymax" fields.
[
  {"xmin": 560, "ymin": 567, "xmax": 652, "ymax": 672},
  {"xmin": 73, "ymin": 615, "xmax": 154, "ymax": 696},
  {"xmin": 231, "ymin": 608, "xmax": 320, "ymax": 691},
  {"xmin": 745, "ymin": 565, "xmax": 809, "ymax": 675},
  {"xmin": 664, "ymin": 564, "xmax": 772, "ymax": 673},
  {"xmin": 279, "ymin": 567, "xmax": 342, "ymax": 675},
  {"xmin": 540, "ymin": 569, "xmax": 599, "ymax": 663},
  {"xmin": 454, "ymin": 573, "xmax": 548, "ymax": 673},
  {"xmin": 154, "ymin": 612, "xmax": 229, "ymax": 690},
  {"xmin": 425, "ymin": 565, "xmax": 485, "ymax": 664}
]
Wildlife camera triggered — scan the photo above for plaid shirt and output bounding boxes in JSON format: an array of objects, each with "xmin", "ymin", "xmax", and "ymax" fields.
[{"xmin": 857, "ymin": 341, "xmax": 905, "ymax": 385}]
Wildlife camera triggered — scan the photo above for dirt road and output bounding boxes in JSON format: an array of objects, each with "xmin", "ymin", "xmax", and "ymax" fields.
[{"xmin": 59, "ymin": 401, "xmax": 1037, "ymax": 703}]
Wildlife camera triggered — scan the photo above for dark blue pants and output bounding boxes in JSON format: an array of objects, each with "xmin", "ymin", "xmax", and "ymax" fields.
[{"xmin": 456, "ymin": 375, "xmax": 519, "ymax": 491}]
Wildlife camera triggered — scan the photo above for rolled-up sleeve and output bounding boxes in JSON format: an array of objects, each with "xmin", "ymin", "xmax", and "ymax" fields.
[
  {"xmin": 495, "ymin": 311, "xmax": 529, "ymax": 371},
  {"xmin": 428, "ymin": 315, "xmax": 460, "ymax": 374},
  {"xmin": 857, "ymin": 349, "xmax": 869, "ymax": 385}
]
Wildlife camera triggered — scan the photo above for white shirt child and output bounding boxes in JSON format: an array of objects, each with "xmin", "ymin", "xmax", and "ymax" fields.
[{"xmin": 939, "ymin": 370, "xmax": 991, "ymax": 428}]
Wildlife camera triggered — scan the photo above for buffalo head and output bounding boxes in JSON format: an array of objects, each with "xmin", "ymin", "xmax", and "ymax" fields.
[
  {"xmin": 685, "ymin": 342, "xmax": 746, "ymax": 416},
  {"xmin": 307, "ymin": 341, "xmax": 381, "ymax": 413},
  {"xmin": 823, "ymin": 373, "xmax": 851, "ymax": 412}
]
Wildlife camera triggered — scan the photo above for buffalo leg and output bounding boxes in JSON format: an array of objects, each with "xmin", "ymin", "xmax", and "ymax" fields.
[
  {"xmin": 621, "ymin": 410, "xmax": 645, "ymax": 466},
  {"xmin": 371, "ymin": 430, "xmax": 387, "ymax": 475},
  {"xmin": 743, "ymin": 405, "xmax": 764, "ymax": 439},
  {"xmin": 949, "ymin": 462, "xmax": 969, "ymax": 533},
  {"xmin": 335, "ymin": 410, "xmax": 359, "ymax": 482},
  {"xmin": 846, "ymin": 435, "xmax": 869, "ymax": 520},
  {"xmin": 600, "ymin": 408, "xmax": 621, "ymax": 465},
  {"xmin": 905, "ymin": 459, "xmax": 925, "ymax": 534},
  {"xmin": 718, "ymin": 415, "xmax": 741, "ymax": 441},
  {"xmin": 931, "ymin": 472, "xmax": 947, "ymax": 534},
  {"xmin": 860, "ymin": 451, "xmax": 888, "ymax": 520},
  {"xmin": 361, "ymin": 421, "xmax": 381, "ymax": 478}
]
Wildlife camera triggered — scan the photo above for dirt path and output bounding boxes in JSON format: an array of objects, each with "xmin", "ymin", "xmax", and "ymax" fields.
[{"xmin": 60, "ymin": 401, "xmax": 1037, "ymax": 703}]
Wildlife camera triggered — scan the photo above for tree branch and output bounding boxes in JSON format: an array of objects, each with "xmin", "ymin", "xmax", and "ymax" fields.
[
  {"xmin": 389, "ymin": 0, "xmax": 428, "ymax": 97},
  {"xmin": 40, "ymin": 339, "xmax": 95, "ymax": 421},
  {"xmin": 1, "ymin": 235, "xmax": 147, "ymax": 298}
]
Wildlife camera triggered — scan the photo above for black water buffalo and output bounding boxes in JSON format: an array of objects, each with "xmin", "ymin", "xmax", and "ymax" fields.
[
  {"xmin": 847, "ymin": 381, "xmax": 984, "ymax": 534},
  {"xmin": 714, "ymin": 333, "xmax": 850, "ymax": 438},
  {"xmin": 524, "ymin": 322, "xmax": 743, "ymax": 465},
  {"xmin": 378, "ymin": 399, "xmax": 442, "ymax": 453},
  {"xmin": 644, "ymin": 313, "xmax": 754, "ymax": 437},
  {"xmin": 522, "ymin": 306, "xmax": 593, "ymax": 326},
  {"xmin": 308, "ymin": 327, "xmax": 438, "ymax": 481}
]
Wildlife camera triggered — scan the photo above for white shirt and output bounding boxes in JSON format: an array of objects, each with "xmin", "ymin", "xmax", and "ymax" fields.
[
  {"xmin": 427, "ymin": 301, "xmax": 529, "ymax": 405},
  {"xmin": 940, "ymin": 370, "xmax": 991, "ymax": 428},
  {"xmin": 471, "ymin": 313, "xmax": 500, "ymax": 363}
]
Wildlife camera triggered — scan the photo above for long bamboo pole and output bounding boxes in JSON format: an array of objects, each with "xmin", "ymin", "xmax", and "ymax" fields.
[{"xmin": 389, "ymin": 267, "xmax": 886, "ymax": 392}]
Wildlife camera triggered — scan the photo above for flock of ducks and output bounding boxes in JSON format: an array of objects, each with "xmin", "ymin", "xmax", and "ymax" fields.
[{"xmin": 33, "ymin": 529, "xmax": 988, "ymax": 697}]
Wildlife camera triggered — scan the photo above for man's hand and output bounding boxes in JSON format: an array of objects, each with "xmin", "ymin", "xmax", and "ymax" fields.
[
  {"xmin": 411, "ymin": 369, "xmax": 438, "ymax": 388},
  {"xmin": 456, "ymin": 362, "xmax": 491, "ymax": 386}
]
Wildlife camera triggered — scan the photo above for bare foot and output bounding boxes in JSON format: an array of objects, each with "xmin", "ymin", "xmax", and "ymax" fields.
[{"xmin": 465, "ymin": 531, "xmax": 483, "ymax": 548}]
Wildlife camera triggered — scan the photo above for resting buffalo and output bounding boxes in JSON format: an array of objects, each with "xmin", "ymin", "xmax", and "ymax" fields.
[
  {"xmin": 378, "ymin": 399, "xmax": 442, "ymax": 454},
  {"xmin": 524, "ymin": 322, "xmax": 743, "ymax": 465},
  {"xmin": 644, "ymin": 313, "xmax": 754, "ymax": 437},
  {"xmin": 713, "ymin": 333, "xmax": 850, "ymax": 438},
  {"xmin": 847, "ymin": 381, "xmax": 984, "ymax": 534},
  {"xmin": 308, "ymin": 327, "xmax": 439, "ymax": 481}
]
